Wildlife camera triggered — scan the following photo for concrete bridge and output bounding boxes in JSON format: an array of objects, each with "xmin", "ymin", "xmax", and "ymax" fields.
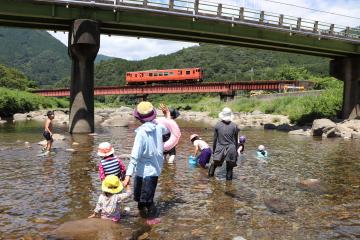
[{"xmin": 0, "ymin": 0, "xmax": 359, "ymax": 132}]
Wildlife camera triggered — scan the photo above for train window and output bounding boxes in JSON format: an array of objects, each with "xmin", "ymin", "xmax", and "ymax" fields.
[
  {"xmin": 149, "ymin": 73, "xmax": 153, "ymax": 77},
  {"xmin": 186, "ymin": 70, "xmax": 190, "ymax": 75},
  {"xmin": 159, "ymin": 72, "xmax": 163, "ymax": 76},
  {"xmin": 164, "ymin": 72, "xmax": 169, "ymax": 76},
  {"xmin": 154, "ymin": 73, "xmax": 158, "ymax": 76},
  {"xmin": 178, "ymin": 70, "xmax": 182, "ymax": 75},
  {"xmin": 169, "ymin": 72, "xmax": 174, "ymax": 76},
  {"xmin": 135, "ymin": 74, "xmax": 137, "ymax": 77}
]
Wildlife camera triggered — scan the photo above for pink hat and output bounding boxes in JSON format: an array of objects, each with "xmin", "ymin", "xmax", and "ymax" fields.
[{"xmin": 190, "ymin": 134, "xmax": 199, "ymax": 141}]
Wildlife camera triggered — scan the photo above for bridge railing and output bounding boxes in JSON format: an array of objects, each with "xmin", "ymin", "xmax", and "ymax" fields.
[{"xmin": 34, "ymin": 0, "xmax": 360, "ymax": 41}]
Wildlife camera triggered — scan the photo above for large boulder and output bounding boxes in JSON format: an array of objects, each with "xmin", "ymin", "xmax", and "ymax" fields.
[
  {"xmin": 101, "ymin": 115, "xmax": 132, "ymax": 127},
  {"xmin": 13, "ymin": 113, "xmax": 29, "ymax": 122},
  {"xmin": 334, "ymin": 125, "xmax": 354, "ymax": 139},
  {"xmin": 340, "ymin": 119, "xmax": 360, "ymax": 132},
  {"xmin": 311, "ymin": 119, "xmax": 336, "ymax": 136},
  {"xmin": 352, "ymin": 132, "xmax": 360, "ymax": 139},
  {"xmin": 51, "ymin": 218, "xmax": 137, "ymax": 240}
]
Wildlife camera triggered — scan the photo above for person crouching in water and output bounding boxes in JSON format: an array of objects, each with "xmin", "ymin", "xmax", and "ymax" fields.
[
  {"xmin": 42, "ymin": 110, "xmax": 55, "ymax": 154},
  {"xmin": 122, "ymin": 101, "xmax": 167, "ymax": 224},
  {"xmin": 209, "ymin": 107, "xmax": 239, "ymax": 180},
  {"xmin": 89, "ymin": 175, "xmax": 131, "ymax": 222},
  {"xmin": 97, "ymin": 142, "xmax": 126, "ymax": 181},
  {"xmin": 190, "ymin": 134, "xmax": 212, "ymax": 168},
  {"xmin": 256, "ymin": 145, "xmax": 268, "ymax": 157},
  {"xmin": 237, "ymin": 136, "xmax": 246, "ymax": 155}
]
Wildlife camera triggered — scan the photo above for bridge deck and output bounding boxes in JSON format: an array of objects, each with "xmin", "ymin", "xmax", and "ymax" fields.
[
  {"xmin": 32, "ymin": 80, "xmax": 299, "ymax": 97},
  {"xmin": 0, "ymin": 0, "xmax": 359, "ymax": 57}
]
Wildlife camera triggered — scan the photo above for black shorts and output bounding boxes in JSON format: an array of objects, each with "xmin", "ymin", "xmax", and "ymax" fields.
[
  {"xmin": 133, "ymin": 176, "xmax": 158, "ymax": 204},
  {"xmin": 43, "ymin": 131, "xmax": 53, "ymax": 141},
  {"xmin": 164, "ymin": 147, "xmax": 176, "ymax": 156}
]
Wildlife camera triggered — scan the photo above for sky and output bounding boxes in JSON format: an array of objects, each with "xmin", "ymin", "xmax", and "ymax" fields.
[{"xmin": 49, "ymin": 0, "xmax": 360, "ymax": 60}]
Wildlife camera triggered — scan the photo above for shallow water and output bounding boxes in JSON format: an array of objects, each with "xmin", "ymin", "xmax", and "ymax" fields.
[{"xmin": 0, "ymin": 120, "xmax": 359, "ymax": 239}]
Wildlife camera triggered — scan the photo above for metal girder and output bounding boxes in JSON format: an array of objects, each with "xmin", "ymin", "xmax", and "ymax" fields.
[
  {"xmin": 31, "ymin": 80, "xmax": 298, "ymax": 97},
  {"xmin": 0, "ymin": 0, "xmax": 359, "ymax": 57}
]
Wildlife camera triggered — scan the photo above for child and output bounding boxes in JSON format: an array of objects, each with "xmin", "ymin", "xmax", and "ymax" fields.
[
  {"xmin": 42, "ymin": 110, "xmax": 55, "ymax": 154},
  {"xmin": 122, "ymin": 101, "xmax": 167, "ymax": 224},
  {"xmin": 256, "ymin": 145, "xmax": 268, "ymax": 157},
  {"xmin": 89, "ymin": 175, "xmax": 131, "ymax": 222},
  {"xmin": 97, "ymin": 142, "xmax": 126, "ymax": 181},
  {"xmin": 190, "ymin": 134, "xmax": 212, "ymax": 168},
  {"xmin": 158, "ymin": 103, "xmax": 181, "ymax": 164},
  {"xmin": 237, "ymin": 136, "xmax": 246, "ymax": 155}
]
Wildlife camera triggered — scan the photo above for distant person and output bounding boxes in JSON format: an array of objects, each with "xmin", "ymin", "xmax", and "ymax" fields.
[
  {"xmin": 97, "ymin": 142, "xmax": 126, "ymax": 181},
  {"xmin": 157, "ymin": 104, "xmax": 181, "ymax": 164},
  {"xmin": 256, "ymin": 145, "xmax": 268, "ymax": 158},
  {"xmin": 189, "ymin": 134, "xmax": 212, "ymax": 168},
  {"xmin": 42, "ymin": 110, "xmax": 55, "ymax": 154},
  {"xmin": 122, "ymin": 101, "xmax": 167, "ymax": 225},
  {"xmin": 89, "ymin": 175, "xmax": 131, "ymax": 222},
  {"xmin": 209, "ymin": 107, "xmax": 239, "ymax": 180},
  {"xmin": 237, "ymin": 136, "xmax": 246, "ymax": 155}
]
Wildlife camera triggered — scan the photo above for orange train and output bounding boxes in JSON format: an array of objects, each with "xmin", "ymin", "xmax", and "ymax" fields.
[{"xmin": 126, "ymin": 68, "xmax": 203, "ymax": 85}]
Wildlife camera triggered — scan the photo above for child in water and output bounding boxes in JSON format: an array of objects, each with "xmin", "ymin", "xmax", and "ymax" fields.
[
  {"xmin": 190, "ymin": 134, "xmax": 212, "ymax": 168},
  {"xmin": 256, "ymin": 145, "xmax": 268, "ymax": 157},
  {"xmin": 237, "ymin": 135, "xmax": 246, "ymax": 155},
  {"xmin": 97, "ymin": 142, "xmax": 126, "ymax": 181},
  {"xmin": 89, "ymin": 175, "xmax": 131, "ymax": 222},
  {"xmin": 42, "ymin": 110, "xmax": 55, "ymax": 154}
]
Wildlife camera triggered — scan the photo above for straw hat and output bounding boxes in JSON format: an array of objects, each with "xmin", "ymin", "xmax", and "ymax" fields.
[
  {"xmin": 218, "ymin": 107, "xmax": 234, "ymax": 121},
  {"xmin": 133, "ymin": 101, "xmax": 157, "ymax": 122},
  {"xmin": 97, "ymin": 142, "xmax": 115, "ymax": 157},
  {"xmin": 258, "ymin": 145, "xmax": 265, "ymax": 151},
  {"xmin": 102, "ymin": 175, "xmax": 123, "ymax": 194}
]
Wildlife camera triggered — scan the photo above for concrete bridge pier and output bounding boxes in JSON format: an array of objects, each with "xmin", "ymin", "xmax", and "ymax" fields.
[
  {"xmin": 220, "ymin": 91, "xmax": 235, "ymax": 102},
  {"xmin": 68, "ymin": 19, "xmax": 100, "ymax": 133},
  {"xmin": 330, "ymin": 56, "xmax": 360, "ymax": 119}
]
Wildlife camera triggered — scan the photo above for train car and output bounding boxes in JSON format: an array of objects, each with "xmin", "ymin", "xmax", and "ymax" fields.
[{"xmin": 126, "ymin": 67, "xmax": 203, "ymax": 85}]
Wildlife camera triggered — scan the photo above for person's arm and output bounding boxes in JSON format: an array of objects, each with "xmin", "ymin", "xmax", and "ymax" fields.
[
  {"xmin": 118, "ymin": 158, "xmax": 126, "ymax": 179},
  {"xmin": 213, "ymin": 127, "xmax": 218, "ymax": 153},
  {"xmin": 193, "ymin": 144, "xmax": 199, "ymax": 157},
  {"xmin": 235, "ymin": 125, "xmax": 239, "ymax": 151},
  {"xmin": 123, "ymin": 131, "xmax": 144, "ymax": 186},
  {"xmin": 116, "ymin": 185, "xmax": 132, "ymax": 203},
  {"xmin": 98, "ymin": 162, "xmax": 105, "ymax": 181},
  {"xmin": 159, "ymin": 103, "xmax": 171, "ymax": 119},
  {"xmin": 89, "ymin": 196, "xmax": 102, "ymax": 218},
  {"xmin": 44, "ymin": 119, "xmax": 52, "ymax": 135}
]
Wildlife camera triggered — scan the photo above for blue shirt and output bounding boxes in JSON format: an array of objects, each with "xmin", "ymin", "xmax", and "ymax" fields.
[{"xmin": 126, "ymin": 121, "xmax": 167, "ymax": 177}]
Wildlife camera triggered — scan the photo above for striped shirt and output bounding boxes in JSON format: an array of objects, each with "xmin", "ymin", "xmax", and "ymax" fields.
[{"xmin": 98, "ymin": 155, "xmax": 126, "ymax": 181}]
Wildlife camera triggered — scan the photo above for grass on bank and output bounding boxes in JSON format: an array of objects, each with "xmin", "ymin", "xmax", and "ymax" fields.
[
  {"xmin": 95, "ymin": 77, "xmax": 343, "ymax": 125},
  {"xmin": 0, "ymin": 87, "xmax": 68, "ymax": 117}
]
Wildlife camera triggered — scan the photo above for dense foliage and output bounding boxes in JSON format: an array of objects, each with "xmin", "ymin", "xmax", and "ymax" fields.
[
  {"xmin": 0, "ymin": 64, "xmax": 36, "ymax": 90},
  {"xmin": 49, "ymin": 43, "xmax": 330, "ymax": 88},
  {"xmin": 0, "ymin": 87, "xmax": 68, "ymax": 117}
]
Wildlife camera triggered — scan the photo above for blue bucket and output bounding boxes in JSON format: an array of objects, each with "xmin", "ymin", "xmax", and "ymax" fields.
[{"xmin": 188, "ymin": 155, "xmax": 198, "ymax": 165}]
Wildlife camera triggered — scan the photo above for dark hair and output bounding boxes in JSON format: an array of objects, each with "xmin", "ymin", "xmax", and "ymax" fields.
[
  {"xmin": 190, "ymin": 136, "xmax": 199, "ymax": 143},
  {"xmin": 104, "ymin": 192, "xmax": 113, "ymax": 197},
  {"xmin": 47, "ymin": 110, "xmax": 54, "ymax": 117}
]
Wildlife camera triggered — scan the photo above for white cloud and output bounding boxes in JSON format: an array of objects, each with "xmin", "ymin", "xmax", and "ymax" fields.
[{"xmin": 49, "ymin": 0, "xmax": 359, "ymax": 60}]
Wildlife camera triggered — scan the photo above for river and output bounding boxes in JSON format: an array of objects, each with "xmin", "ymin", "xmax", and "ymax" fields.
[{"xmin": 0, "ymin": 120, "xmax": 359, "ymax": 239}]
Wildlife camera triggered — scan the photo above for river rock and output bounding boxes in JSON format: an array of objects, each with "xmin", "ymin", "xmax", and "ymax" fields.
[
  {"xmin": 340, "ymin": 119, "xmax": 360, "ymax": 132},
  {"xmin": 13, "ymin": 113, "xmax": 29, "ymax": 122},
  {"xmin": 311, "ymin": 119, "xmax": 336, "ymax": 136},
  {"xmin": 0, "ymin": 120, "xmax": 6, "ymax": 124},
  {"xmin": 289, "ymin": 129, "xmax": 311, "ymax": 136},
  {"xmin": 334, "ymin": 125, "xmax": 354, "ymax": 138},
  {"xmin": 233, "ymin": 237, "xmax": 247, "ymax": 240},
  {"xmin": 296, "ymin": 178, "xmax": 327, "ymax": 194},
  {"xmin": 251, "ymin": 110, "xmax": 263, "ymax": 115},
  {"xmin": 351, "ymin": 132, "xmax": 360, "ymax": 139},
  {"xmin": 101, "ymin": 115, "xmax": 132, "ymax": 127},
  {"xmin": 264, "ymin": 123, "xmax": 277, "ymax": 130},
  {"xmin": 94, "ymin": 114, "xmax": 104, "ymax": 124},
  {"xmin": 322, "ymin": 126, "xmax": 337, "ymax": 138},
  {"xmin": 264, "ymin": 197, "xmax": 294, "ymax": 214},
  {"xmin": 51, "ymin": 218, "xmax": 134, "ymax": 240},
  {"xmin": 52, "ymin": 134, "xmax": 66, "ymax": 141},
  {"xmin": 118, "ymin": 106, "xmax": 133, "ymax": 112}
]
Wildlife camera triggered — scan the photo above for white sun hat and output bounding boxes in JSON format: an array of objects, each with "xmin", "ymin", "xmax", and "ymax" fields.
[
  {"xmin": 218, "ymin": 107, "xmax": 234, "ymax": 122},
  {"xmin": 97, "ymin": 142, "xmax": 115, "ymax": 157}
]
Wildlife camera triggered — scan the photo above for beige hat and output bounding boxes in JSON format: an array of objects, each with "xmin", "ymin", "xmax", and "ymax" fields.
[{"xmin": 219, "ymin": 107, "xmax": 234, "ymax": 122}]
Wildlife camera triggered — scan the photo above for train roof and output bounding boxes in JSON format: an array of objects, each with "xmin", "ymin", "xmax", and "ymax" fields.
[{"xmin": 127, "ymin": 67, "xmax": 202, "ymax": 73}]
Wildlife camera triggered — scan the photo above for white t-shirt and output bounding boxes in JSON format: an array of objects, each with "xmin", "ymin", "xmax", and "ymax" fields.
[{"xmin": 193, "ymin": 139, "xmax": 209, "ymax": 150}]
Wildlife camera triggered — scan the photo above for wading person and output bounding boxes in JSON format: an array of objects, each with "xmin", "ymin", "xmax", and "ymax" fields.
[
  {"xmin": 122, "ymin": 101, "xmax": 167, "ymax": 225},
  {"xmin": 209, "ymin": 107, "xmax": 239, "ymax": 180},
  {"xmin": 97, "ymin": 142, "xmax": 126, "ymax": 181},
  {"xmin": 42, "ymin": 110, "xmax": 55, "ymax": 155}
]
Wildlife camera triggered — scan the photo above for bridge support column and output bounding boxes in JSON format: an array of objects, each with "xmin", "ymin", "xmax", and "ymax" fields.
[
  {"xmin": 330, "ymin": 56, "xmax": 360, "ymax": 119},
  {"xmin": 220, "ymin": 91, "xmax": 235, "ymax": 102},
  {"xmin": 68, "ymin": 19, "xmax": 100, "ymax": 133}
]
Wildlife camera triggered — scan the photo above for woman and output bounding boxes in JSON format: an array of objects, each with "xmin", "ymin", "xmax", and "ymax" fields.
[{"xmin": 209, "ymin": 107, "xmax": 239, "ymax": 180}]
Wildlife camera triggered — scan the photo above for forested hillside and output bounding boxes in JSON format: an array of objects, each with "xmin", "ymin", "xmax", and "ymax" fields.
[{"xmin": 91, "ymin": 44, "xmax": 329, "ymax": 87}]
